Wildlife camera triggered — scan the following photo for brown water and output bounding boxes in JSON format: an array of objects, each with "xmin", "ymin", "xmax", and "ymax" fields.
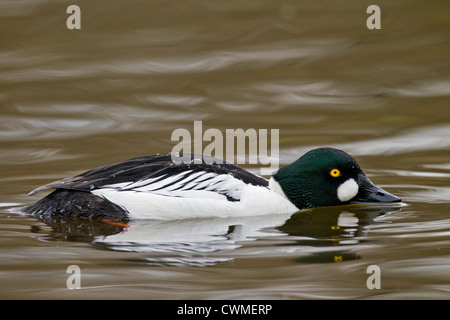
[{"xmin": 0, "ymin": 0, "xmax": 449, "ymax": 299}]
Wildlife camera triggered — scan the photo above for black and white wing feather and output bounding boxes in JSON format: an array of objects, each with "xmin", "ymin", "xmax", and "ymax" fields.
[
  {"xmin": 25, "ymin": 154, "xmax": 297, "ymax": 220},
  {"xmin": 28, "ymin": 154, "xmax": 268, "ymax": 202}
]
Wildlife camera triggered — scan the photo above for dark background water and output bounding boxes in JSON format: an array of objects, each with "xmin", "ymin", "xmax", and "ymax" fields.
[{"xmin": 0, "ymin": 0, "xmax": 449, "ymax": 299}]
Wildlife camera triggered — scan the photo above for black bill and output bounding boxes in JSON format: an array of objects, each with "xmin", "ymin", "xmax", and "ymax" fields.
[{"xmin": 351, "ymin": 174, "xmax": 401, "ymax": 204}]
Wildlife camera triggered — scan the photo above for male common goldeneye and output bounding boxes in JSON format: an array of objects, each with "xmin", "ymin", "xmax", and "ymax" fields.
[{"xmin": 23, "ymin": 147, "xmax": 401, "ymax": 221}]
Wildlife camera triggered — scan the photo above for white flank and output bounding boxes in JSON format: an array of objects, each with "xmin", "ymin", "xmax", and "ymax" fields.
[
  {"xmin": 91, "ymin": 173, "xmax": 298, "ymax": 220},
  {"xmin": 337, "ymin": 178, "xmax": 359, "ymax": 202}
]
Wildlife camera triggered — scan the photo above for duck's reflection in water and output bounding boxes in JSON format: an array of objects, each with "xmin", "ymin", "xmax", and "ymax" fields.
[
  {"xmin": 31, "ymin": 204, "xmax": 401, "ymax": 266},
  {"xmin": 277, "ymin": 205, "xmax": 401, "ymax": 263}
]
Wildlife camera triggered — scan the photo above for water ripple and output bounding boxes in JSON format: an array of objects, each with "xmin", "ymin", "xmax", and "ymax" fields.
[{"xmin": 282, "ymin": 124, "xmax": 450, "ymax": 161}]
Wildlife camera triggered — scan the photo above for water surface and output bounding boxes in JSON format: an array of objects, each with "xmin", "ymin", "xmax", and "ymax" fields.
[{"xmin": 0, "ymin": 0, "xmax": 449, "ymax": 299}]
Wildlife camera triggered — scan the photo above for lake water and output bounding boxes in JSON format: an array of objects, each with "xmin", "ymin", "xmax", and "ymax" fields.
[{"xmin": 0, "ymin": 0, "xmax": 449, "ymax": 299}]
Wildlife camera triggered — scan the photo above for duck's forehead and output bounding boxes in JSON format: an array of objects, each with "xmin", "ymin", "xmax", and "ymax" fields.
[
  {"xmin": 315, "ymin": 152, "xmax": 356, "ymax": 166},
  {"xmin": 335, "ymin": 157, "xmax": 361, "ymax": 171},
  {"xmin": 298, "ymin": 148, "xmax": 362, "ymax": 172},
  {"xmin": 314, "ymin": 154, "xmax": 362, "ymax": 173}
]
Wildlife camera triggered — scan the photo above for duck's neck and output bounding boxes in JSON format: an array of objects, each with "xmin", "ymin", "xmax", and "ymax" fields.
[{"xmin": 268, "ymin": 177, "xmax": 289, "ymax": 199}]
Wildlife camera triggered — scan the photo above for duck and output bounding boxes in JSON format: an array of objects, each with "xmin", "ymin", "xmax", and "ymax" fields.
[{"xmin": 23, "ymin": 147, "xmax": 401, "ymax": 221}]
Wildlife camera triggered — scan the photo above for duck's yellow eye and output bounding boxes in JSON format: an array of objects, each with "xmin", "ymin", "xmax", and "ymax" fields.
[{"xmin": 330, "ymin": 169, "xmax": 341, "ymax": 177}]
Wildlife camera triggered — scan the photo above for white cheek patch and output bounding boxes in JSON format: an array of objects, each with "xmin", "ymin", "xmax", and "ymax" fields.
[{"xmin": 337, "ymin": 178, "xmax": 359, "ymax": 202}]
